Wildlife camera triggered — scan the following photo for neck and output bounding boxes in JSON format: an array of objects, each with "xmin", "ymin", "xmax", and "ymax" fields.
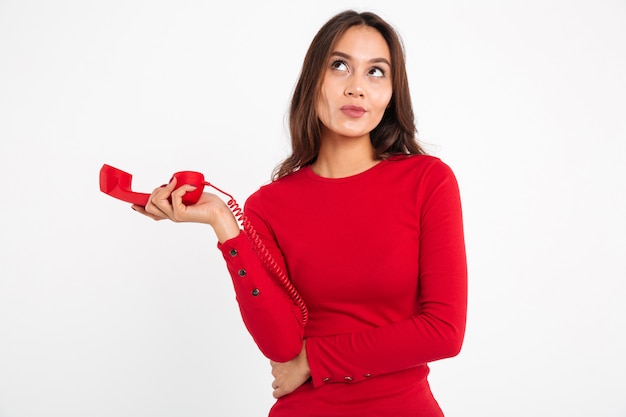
[{"xmin": 311, "ymin": 132, "xmax": 377, "ymax": 178}]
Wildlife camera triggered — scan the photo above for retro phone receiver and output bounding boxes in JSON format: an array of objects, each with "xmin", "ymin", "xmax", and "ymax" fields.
[{"xmin": 99, "ymin": 164, "xmax": 205, "ymax": 206}]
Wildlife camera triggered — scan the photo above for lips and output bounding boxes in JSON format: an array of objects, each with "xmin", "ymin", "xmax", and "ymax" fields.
[{"xmin": 340, "ymin": 105, "xmax": 366, "ymax": 118}]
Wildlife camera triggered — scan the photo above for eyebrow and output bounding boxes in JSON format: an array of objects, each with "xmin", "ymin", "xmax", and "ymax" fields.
[{"xmin": 330, "ymin": 51, "xmax": 391, "ymax": 67}]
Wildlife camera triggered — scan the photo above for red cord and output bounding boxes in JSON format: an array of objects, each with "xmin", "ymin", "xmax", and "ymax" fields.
[{"xmin": 204, "ymin": 181, "xmax": 309, "ymax": 326}]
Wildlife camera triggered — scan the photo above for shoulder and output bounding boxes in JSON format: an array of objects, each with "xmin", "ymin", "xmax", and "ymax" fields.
[
  {"xmin": 245, "ymin": 168, "xmax": 308, "ymax": 209},
  {"xmin": 383, "ymin": 155, "xmax": 462, "ymax": 207},
  {"xmin": 385, "ymin": 154, "xmax": 457, "ymax": 180}
]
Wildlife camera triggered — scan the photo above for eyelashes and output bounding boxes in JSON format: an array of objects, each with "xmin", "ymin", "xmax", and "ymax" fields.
[
  {"xmin": 330, "ymin": 59, "xmax": 387, "ymax": 78},
  {"xmin": 330, "ymin": 59, "xmax": 349, "ymax": 71},
  {"xmin": 368, "ymin": 67, "xmax": 385, "ymax": 78}
]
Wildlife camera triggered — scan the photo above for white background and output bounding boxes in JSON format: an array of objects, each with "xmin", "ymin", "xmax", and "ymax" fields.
[{"xmin": 1, "ymin": 1, "xmax": 625, "ymax": 416}]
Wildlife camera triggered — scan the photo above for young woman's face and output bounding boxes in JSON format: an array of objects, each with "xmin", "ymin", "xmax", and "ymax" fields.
[{"xmin": 316, "ymin": 25, "xmax": 393, "ymax": 141}]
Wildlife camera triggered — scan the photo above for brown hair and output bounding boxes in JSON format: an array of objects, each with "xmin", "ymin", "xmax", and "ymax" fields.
[{"xmin": 273, "ymin": 10, "xmax": 425, "ymax": 180}]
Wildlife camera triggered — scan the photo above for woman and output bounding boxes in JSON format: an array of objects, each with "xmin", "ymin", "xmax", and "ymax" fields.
[{"xmin": 135, "ymin": 10, "xmax": 467, "ymax": 417}]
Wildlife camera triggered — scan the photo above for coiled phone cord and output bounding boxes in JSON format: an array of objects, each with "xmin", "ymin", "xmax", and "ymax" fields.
[{"xmin": 204, "ymin": 181, "xmax": 309, "ymax": 327}]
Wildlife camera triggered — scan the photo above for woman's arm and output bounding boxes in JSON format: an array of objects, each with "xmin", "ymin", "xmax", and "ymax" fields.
[
  {"xmin": 134, "ymin": 178, "xmax": 305, "ymax": 362},
  {"xmin": 304, "ymin": 162, "xmax": 467, "ymax": 387},
  {"xmin": 217, "ymin": 231, "xmax": 305, "ymax": 362}
]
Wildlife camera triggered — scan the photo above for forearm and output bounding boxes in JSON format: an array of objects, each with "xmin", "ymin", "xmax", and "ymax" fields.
[
  {"xmin": 219, "ymin": 233, "xmax": 304, "ymax": 362},
  {"xmin": 305, "ymin": 304, "xmax": 466, "ymax": 387}
]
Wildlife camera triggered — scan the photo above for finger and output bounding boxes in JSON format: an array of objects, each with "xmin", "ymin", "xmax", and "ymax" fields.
[
  {"xmin": 147, "ymin": 180, "xmax": 176, "ymax": 218},
  {"xmin": 131, "ymin": 204, "xmax": 164, "ymax": 221},
  {"xmin": 271, "ymin": 375, "xmax": 291, "ymax": 399},
  {"xmin": 166, "ymin": 184, "xmax": 198, "ymax": 223},
  {"xmin": 155, "ymin": 178, "xmax": 176, "ymax": 201},
  {"xmin": 272, "ymin": 383, "xmax": 281, "ymax": 399},
  {"xmin": 273, "ymin": 385, "xmax": 288, "ymax": 399},
  {"xmin": 145, "ymin": 196, "xmax": 171, "ymax": 219},
  {"xmin": 163, "ymin": 176, "xmax": 177, "ymax": 192},
  {"xmin": 269, "ymin": 363, "xmax": 281, "ymax": 379},
  {"xmin": 170, "ymin": 185, "xmax": 197, "ymax": 212}
]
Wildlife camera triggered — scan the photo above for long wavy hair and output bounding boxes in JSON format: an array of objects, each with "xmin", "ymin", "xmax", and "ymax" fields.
[{"xmin": 273, "ymin": 10, "xmax": 425, "ymax": 180}]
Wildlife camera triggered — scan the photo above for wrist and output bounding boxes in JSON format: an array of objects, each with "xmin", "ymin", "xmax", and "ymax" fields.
[
  {"xmin": 212, "ymin": 206, "xmax": 240, "ymax": 243},
  {"xmin": 301, "ymin": 340, "xmax": 311, "ymax": 376}
]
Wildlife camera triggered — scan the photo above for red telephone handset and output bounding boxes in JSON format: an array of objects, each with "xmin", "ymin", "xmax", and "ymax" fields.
[
  {"xmin": 99, "ymin": 164, "xmax": 204, "ymax": 206},
  {"xmin": 99, "ymin": 163, "xmax": 309, "ymax": 326}
]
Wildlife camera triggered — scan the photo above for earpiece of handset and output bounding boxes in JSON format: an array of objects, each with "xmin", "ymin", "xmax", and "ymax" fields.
[
  {"xmin": 170, "ymin": 171, "xmax": 205, "ymax": 205},
  {"xmin": 100, "ymin": 164, "xmax": 151, "ymax": 206}
]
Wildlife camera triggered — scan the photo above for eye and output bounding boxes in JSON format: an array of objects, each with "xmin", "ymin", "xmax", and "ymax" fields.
[
  {"xmin": 330, "ymin": 59, "xmax": 349, "ymax": 72},
  {"xmin": 368, "ymin": 67, "xmax": 385, "ymax": 78}
]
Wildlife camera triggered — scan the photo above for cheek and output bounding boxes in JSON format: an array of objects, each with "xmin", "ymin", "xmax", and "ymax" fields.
[
  {"xmin": 370, "ymin": 90, "xmax": 393, "ymax": 125},
  {"xmin": 315, "ymin": 91, "xmax": 331, "ymax": 123},
  {"xmin": 375, "ymin": 88, "xmax": 393, "ymax": 109},
  {"xmin": 369, "ymin": 96, "xmax": 391, "ymax": 123}
]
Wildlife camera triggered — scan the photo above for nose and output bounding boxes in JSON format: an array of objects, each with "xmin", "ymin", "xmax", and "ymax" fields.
[{"xmin": 345, "ymin": 78, "xmax": 364, "ymax": 98}]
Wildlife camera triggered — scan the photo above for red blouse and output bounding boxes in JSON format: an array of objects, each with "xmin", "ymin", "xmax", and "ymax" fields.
[{"xmin": 218, "ymin": 155, "xmax": 467, "ymax": 416}]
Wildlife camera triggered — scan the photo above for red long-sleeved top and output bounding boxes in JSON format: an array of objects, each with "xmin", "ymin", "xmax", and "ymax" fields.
[{"xmin": 218, "ymin": 155, "xmax": 467, "ymax": 416}]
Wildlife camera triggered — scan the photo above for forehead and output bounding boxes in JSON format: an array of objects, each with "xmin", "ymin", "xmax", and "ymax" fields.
[{"xmin": 332, "ymin": 25, "xmax": 390, "ymax": 61}]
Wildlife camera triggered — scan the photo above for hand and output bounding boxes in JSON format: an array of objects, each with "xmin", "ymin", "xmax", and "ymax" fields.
[
  {"xmin": 132, "ymin": 177, "xmax": 240, "ymax": 242},
  {"xmin": 270, "ymin": 341, "xmax": 311, "ymax": 399}
]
